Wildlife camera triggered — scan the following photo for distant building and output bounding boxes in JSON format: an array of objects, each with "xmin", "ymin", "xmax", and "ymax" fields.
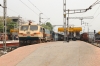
[
  {"xmin": 9, "ymin": 16, "xmax": 21, "ymax": 22},
  {"xmin": 9, "ymin": 16, "xmax": 24, "ymax": 26},
  {"xmin": 0, "ymin": 16, "xmax": 21, "ymax": 22}
]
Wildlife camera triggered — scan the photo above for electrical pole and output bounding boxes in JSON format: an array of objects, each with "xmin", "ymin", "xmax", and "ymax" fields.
[
  {"xmin": 39, "ymin": 13, "xmax": 43, "ymax": 25},
  {"xmin": 67, "ymin": 9, "xmax": 69, "ymax": 42},
  {"xmin": 63, "ymin": 0, "xmax": 100, "ymax": 42},
  {"xmin": 3, "ymin": 0, "xmax": 7, "ymax": 53},
  {"xmin": 63, "ymin": 0, "xmax": 67, "ymax": 42},
  {"xmin": 63, "ymin": 0, "xmax": 91, "ymax": 42}
]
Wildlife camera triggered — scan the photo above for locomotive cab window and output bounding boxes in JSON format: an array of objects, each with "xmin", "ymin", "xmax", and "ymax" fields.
[
  {"xmin": 20, "ymin": 25, "xmax": 29, "ymax": 31},
  {"xmin": 30, "ymin": 25, "xmax": 38, "ymax": 31}
]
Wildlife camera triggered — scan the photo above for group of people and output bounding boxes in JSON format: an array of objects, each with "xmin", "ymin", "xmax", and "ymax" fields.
[
  {"xmin": 0, "ymin": 33, "xmax": 19, "ymax": 41},
  {"xmin": 0, "ymin": 34, "xmax": 8, "ymax": 41}
]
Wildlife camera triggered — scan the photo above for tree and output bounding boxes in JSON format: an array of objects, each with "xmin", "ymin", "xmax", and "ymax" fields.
[
  {"xmin": 0, "ymin": 16, "xmax": 17, "ymax": 33},
  {"xmin": 41, "ymin": 22, "xmax": 53, "ymax": 31},
  {"xmin": 46, "ymin": 22, "xmax": 53, "ymax": 30},
  {"xmin": 7, "ymin": 21, "xmax": 17, "ymax": 33}
]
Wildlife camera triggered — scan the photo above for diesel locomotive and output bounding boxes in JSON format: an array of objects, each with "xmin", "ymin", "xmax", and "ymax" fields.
[{"xmin": 18, "ymin": 22, "xmax": 52, "ymax": 46}]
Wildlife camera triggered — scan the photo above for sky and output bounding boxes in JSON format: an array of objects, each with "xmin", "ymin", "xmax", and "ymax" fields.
[{"xmin": 0, "ymin": 0, "xmax": 100, "ymax": 32}]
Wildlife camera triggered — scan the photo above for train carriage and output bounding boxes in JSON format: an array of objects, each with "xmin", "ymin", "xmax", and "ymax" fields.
[
  {"xmin": 80, "ymin": 33, "xmax": 89, "ymax": 42},
  {"xmin": 45, "ymin": 29, "xmax": 51, "ymax": 42}
]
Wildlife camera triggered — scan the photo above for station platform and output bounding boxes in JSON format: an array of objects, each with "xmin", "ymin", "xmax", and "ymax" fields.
[
  {"xmin": 0, "ymin": 40, "xmax": 19, "ymax": 44},
  {"xmin": 0, "ymin": 41, "xmax": 100, "ymax": 66},
  {"xmin": 0, "ymin": 40, "xmax": 19, "ymax": 48}
]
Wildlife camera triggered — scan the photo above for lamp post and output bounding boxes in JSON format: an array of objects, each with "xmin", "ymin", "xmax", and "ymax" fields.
[
  {"xmin": 39, "ymin": 13, "xmax": 43, "ymax": 25},
  {"xmin": 0, "ymin": 0, "xmax": 7, "ymax": 53},
  {"xmin": 66, "ymin": 9, "xmax": 69, "ymax": 42}
]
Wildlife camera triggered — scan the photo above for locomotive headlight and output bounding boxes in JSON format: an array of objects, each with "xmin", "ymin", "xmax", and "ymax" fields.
[{"xmin": 27, "ymin": 32, "xmax": 30, "ymax": 34}]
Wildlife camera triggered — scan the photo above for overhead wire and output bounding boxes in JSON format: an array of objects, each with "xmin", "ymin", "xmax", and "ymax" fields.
[
  {"xmin": 69, "ymin": 0, "xmax": 99, "ymax": 25},
  {"xmin": 28, "ymin": 0, "xmax": 42, "ymax": 13},
  {"xmin": 92, "ymin": 0, "xmax": 100, "ymax": 18},
  {"xmin": 80, "ymin": 0, "xmax": 100, "ymax": 17},
  {"xmin": 68, "ymin": 0, "xmax": 100, "ymax": 31},
  {"xmin": 7, "ymin": 8, "xmax": 21, "ymax": 15},
  {"xmin": 6, "ymin": 7, "xmax": 31, "ymax": 23},
  {"xmin": 94, "ymin": 11, "xmax": 100, "ymax": 18},
  {"xmin": 19, "ymin": 0, "xmax": 39, "ymax": 16},
  {"xmin": 77, "ymin": 0, "xmax": 100, "ymax": 24},
  {"xmin": 85, "ymin": 0, "xmax": 100, "ymax": 31},
  {"xmin": 28, "ymin": 0, "xmax": 48, "ymax": 17},
  {"xmin": 90, "ymin": 0, "xmax": 99, "ymax": 7},
  {"xmin": 93, "ymin": 5, "xmax": 100, "ymax": 16},
  {"xmin": 88, "ymin": 0, "xmax": 100, "ymax": 23},
  {"xmin": 28, "ymin": 0, "xmax": 51, "ymax": 23},
  {"xmin": 0, "ymin": 5, "xmax": 20, "ymax": 15}
]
